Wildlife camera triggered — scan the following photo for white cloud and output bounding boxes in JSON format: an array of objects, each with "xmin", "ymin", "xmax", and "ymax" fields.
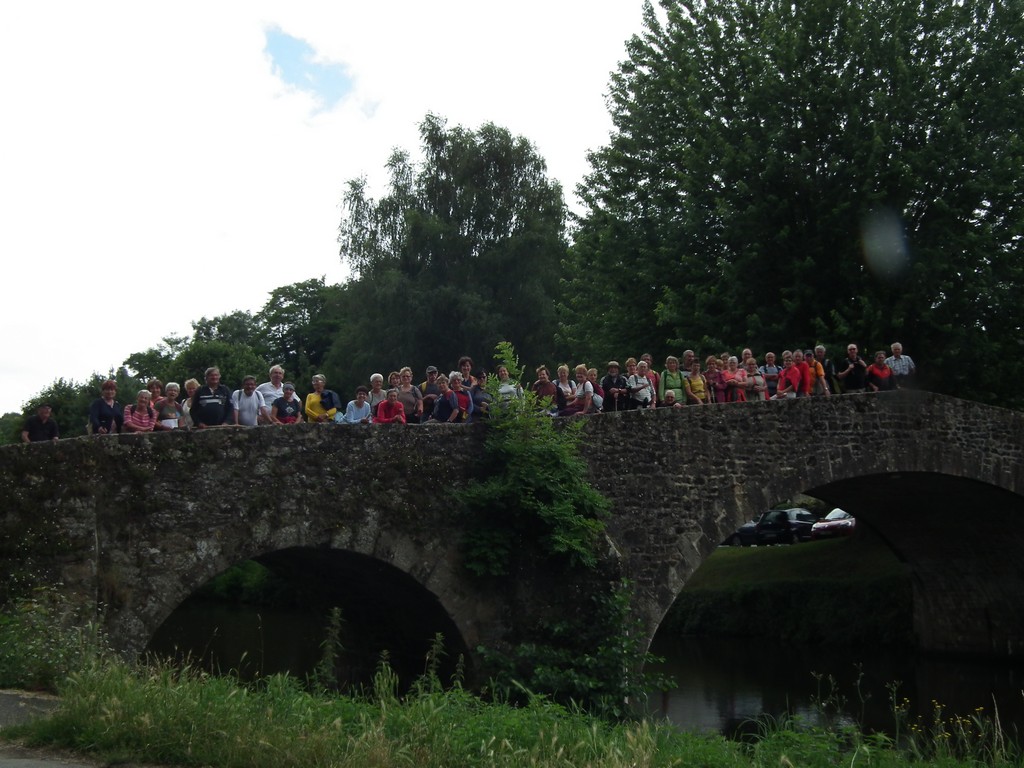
[{"xmin": 0, "ymin": 1, "xmax": 644, "ymax": 415}]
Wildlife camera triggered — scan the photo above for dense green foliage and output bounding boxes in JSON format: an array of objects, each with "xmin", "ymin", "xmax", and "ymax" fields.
[
  {"xmin": 458, "ymin": 343, "xmax": 610, "ymax": 578},
  {"xmin": 479, "ymin": 581, "xmax": 671, "ymax": 720},
  {"xmin": 192, "ymin": 560, "xmax": 293, "ymax": 606},
  {"xmin": 455, "ymin": 344, "xmax": 657, "ymax": 716},
  {"xmin": 562, "ymin": 0, "xmax": 1024, "ymax": 406}
]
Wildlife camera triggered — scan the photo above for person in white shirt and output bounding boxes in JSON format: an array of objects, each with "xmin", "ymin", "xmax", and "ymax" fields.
[
  {"xmin": 884, "ymin": 342, "xmax": 916, "ymax": 388},
  {"xmin": 256, "ymin": 365, "xmax": 300, "ymax": 423},
  {"xmin": 233, "ymin": 375, "xmax": 268, "ymax": 427}
]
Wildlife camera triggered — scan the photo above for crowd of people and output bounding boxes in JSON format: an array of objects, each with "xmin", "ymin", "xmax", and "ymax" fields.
[
  {"xmin": 526, "ymin": 342, "xmax": 915, "ymax": 417},
  {"xmin": 19, "ymin": 343, "xmax": 917, "ymax": 441}
]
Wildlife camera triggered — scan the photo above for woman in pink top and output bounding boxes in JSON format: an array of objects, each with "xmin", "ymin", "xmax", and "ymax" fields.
[
  {"xmin": 705, "ymin": 356, "xmax": 726, "ymax": 404},
  {"xmin": 722, "ymin": 357, "xmax": 748, "ymax": 402},
  {"xmin": 123, "ymin": 390, "xmax": 157, "ymax": 432}
]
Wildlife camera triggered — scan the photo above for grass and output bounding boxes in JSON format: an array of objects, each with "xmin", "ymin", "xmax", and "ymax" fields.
[
  {"xmin": 4, "ymin": 657, "xmax": 1022, "ymax": 768},
  {"xmin": 2, "ymin": 567, "xmax": 1021, "ymax": 768},
  {"xmin": 5, "ymin": 659, "xmax": 742, "ymax": 768},
  {"xmin": 0, "ymin": 586, "xmax": 110, "ymax": 691},
  {"xmin": 687, "ymin": 533, "xmax": 907, "ymax": 590},
  {"xmin": 663, "ymin": 532, "xmax": 914, "ymax": 645}
]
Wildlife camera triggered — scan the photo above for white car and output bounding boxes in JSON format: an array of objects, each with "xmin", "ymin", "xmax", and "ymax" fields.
[{"xmin": 810, "ymin": 508, "xmax": 855, "ymax": 540}]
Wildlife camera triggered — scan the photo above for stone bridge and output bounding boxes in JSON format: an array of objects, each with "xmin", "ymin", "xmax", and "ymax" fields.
[{"xmin": 2, "ymin": 391, "xmax": 1023, "ymax": 675}]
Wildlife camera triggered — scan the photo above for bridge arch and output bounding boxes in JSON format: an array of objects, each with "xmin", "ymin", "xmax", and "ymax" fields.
[
  {"xmin": 148, "ymin": 545, "xmax": 471, "ymax": 685},
  {"xmin": 122, "ymin": 506, "xmax": 481, "ymax": 661},
  {"xmin": 575, "ymin": 393, "xmax": 1024, "ymax": 657}
]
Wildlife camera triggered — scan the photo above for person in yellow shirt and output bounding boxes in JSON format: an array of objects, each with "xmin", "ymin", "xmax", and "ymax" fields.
[
  {"xmin": 685, "ymin": 359, "xmax": 710, "ymax": 404},
  {"xmin": 305, "ymin": 374, "xmax": 338, "ymax": 423}
]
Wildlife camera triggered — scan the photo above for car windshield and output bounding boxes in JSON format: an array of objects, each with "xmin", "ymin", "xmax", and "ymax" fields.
[{"xmin": 823, "ymin": 508, "xmax": 848, "ymax": 520}]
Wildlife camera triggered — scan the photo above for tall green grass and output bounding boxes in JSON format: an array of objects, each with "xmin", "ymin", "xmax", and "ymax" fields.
[
  {"xmin": 0, "ymin": 586, "xmax": 110, "ymax": 691},
  {"xmin": 9, "ymin": 658, "xmax": 741, "ymax": 768},
  {"xmin": 7, "ymin": 656, "xmax": 1022, "ymax": 768}
]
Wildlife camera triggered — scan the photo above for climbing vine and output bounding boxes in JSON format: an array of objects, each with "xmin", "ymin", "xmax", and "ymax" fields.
[
  {"xmin": 457, "ymin": 344, "xmax": 666, "ymax": 716},
  {"xmin": 457, "ymin": 342, "xmax": 609, "ymax": 578}
]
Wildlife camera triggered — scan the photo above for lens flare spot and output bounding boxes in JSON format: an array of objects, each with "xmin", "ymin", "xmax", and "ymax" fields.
[{"xmin": 861, "ymin": 208, "xmax": 909, "ymax": 282}]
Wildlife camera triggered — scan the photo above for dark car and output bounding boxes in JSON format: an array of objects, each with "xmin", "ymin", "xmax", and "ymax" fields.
[
  {"xmin": 723, "ymin": 507, "xmax": 817, "ymax": 546},
  {"xmin": 810, "ymin": 508, "xmax": 855, "ymax": 540}
]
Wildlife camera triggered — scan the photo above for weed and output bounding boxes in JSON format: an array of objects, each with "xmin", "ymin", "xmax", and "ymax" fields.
[
  {"xmin": 312, "ymin": 605, "xmax": 345, "ymax": 692},
  {"xmin": 0, "ymin": 585, "xmax": 110, "ymax": 691}
]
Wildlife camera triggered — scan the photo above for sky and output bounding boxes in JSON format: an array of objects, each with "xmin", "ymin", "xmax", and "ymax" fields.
[{"xmin": 0, "ymin": 2, "xmax": 647, "ymax": 415}]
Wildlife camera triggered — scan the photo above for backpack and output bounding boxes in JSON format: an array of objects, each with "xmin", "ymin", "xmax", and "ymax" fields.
[{"xmin": 319, "ymin": 390, "xmax": 339, "ymax": 410}]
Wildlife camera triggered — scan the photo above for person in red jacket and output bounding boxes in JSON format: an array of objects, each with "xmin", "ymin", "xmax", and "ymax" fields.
[
  {"xmin": 772, "ymin": 359, "xmax": 803, "ymax": 399},
  {"xmin": 867, "ymin": 351, "xmax": 896, "ymax": 392},
  {"xmin": 375, "ymin": 389, "xmax": 407, "ymax": 424},
  {"xmin": 792, "ymin": 349, "xmax": 812, "ymax": 397}
]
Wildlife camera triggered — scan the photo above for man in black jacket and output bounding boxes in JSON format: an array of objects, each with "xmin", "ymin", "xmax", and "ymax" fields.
[
  {"xmin": 191, "ymin": 367, "xmax": 235, "ymax": 427},
  {"xmin": 21, "ymin": 404, "xmax": 59, "ymax": 442},
  {"xmin": 600, "ymin": 361, "xmax": 629, "ymax": 413},
  {"xmin": 835, "ymin": 344, "xmax": 868, "ymax": 393}
]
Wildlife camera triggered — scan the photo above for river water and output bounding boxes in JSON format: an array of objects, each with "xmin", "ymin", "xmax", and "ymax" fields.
[{"xmin": 646, "ymin": 635, "xmax": 1024, "ymax": 736}]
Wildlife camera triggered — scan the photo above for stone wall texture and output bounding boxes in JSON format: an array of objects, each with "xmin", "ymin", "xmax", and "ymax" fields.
[{"xmin": 2, "ymin": 390, "xmax": 1023, "ymax": 660}]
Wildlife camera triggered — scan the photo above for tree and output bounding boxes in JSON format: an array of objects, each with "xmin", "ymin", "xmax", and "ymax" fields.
[
  {"xmin": 0, "ymin": 412, "xmax": 25, "ymax": 445},
  {"xmin": 255, "ymin": 277, "xmax": 344, "ymax": 387},
  {"xmin": 331, "ymin": 114, "xmax": 568, "ymax": 394},
  {"xmin": 123, "ymin": 334, "xmax": 189, "ymax": 383},
  {"xmin": 190, "ymin": 311, "xmax": 270, "ymax": 361},
  {"xmin": 166, "ymin": 340, "xmax": 268, "ymax": 393},
  {"xmin": 124, "ymin": 336, "xmax": 267, "ymax": 393},
  {"xmin": 564, "ymin": 0, "xmax": 1024, "ymax": 405}
]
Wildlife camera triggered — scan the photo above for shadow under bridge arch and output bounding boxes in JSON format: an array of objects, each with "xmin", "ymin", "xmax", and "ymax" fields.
[
  {"xmin": 148, "ymin": 546, "xmax": 472, "ymax": 690},
  {"xmin": 809, "ymin": 471, "xmax": 1024, "ymax": 656}
]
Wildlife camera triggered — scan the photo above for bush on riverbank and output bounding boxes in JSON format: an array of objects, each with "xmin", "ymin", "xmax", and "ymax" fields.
[{"xmin": 661, "ymin": 533, "xmax": 914, "ymax": 646}]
